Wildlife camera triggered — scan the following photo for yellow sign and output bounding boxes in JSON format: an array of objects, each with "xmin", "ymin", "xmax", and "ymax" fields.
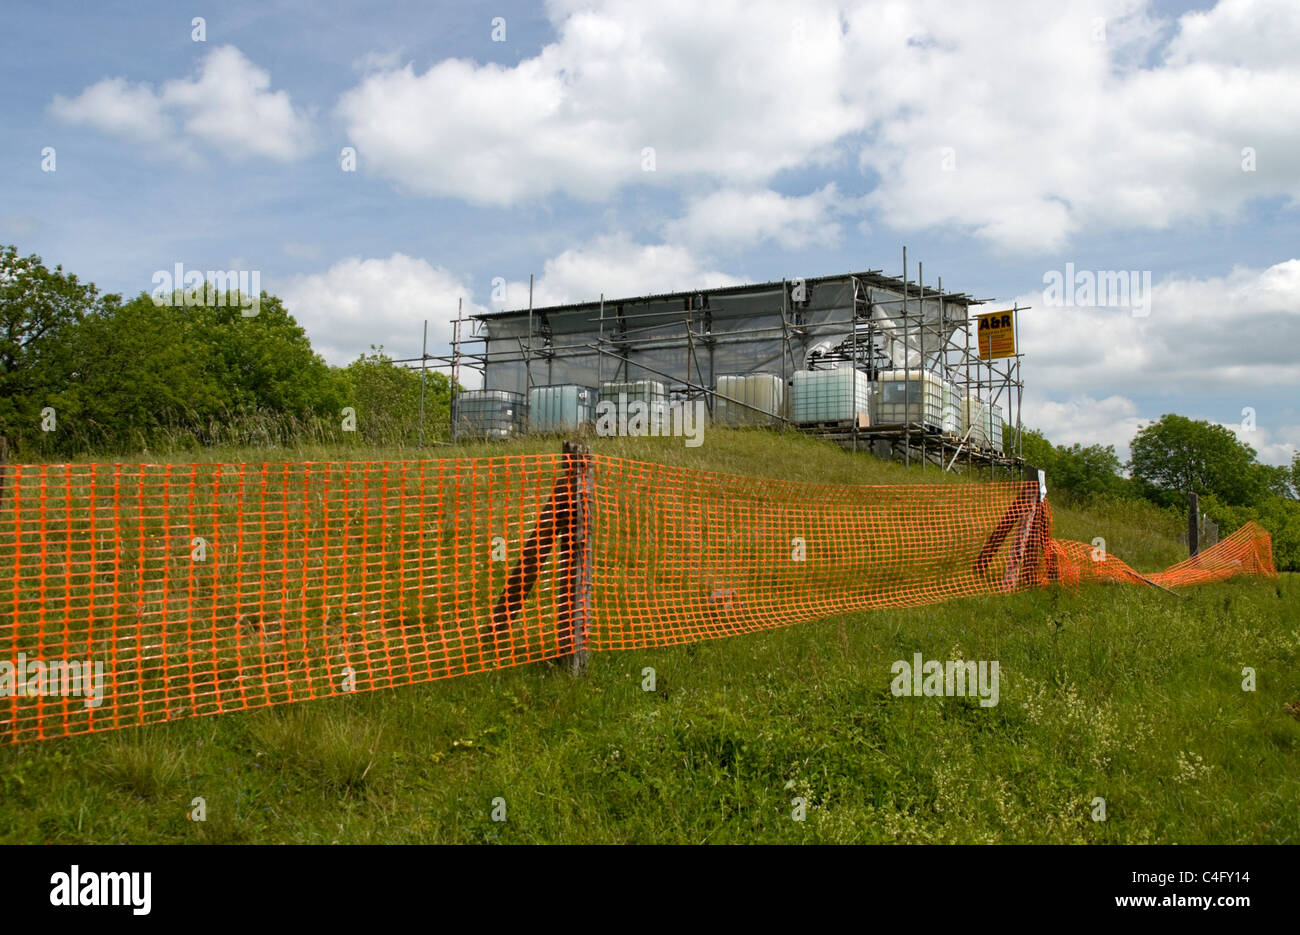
[{"xmin": 977, "ymin": 309, "xmax": 1016, "ymax": 359}]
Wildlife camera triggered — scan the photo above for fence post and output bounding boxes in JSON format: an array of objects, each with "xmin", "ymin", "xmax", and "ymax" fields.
[
  {"xmin": 1001, "ymin": 471, "xmax": 1048, "ymax": 591},
  {"xmin": 487, "ymin": 441, "xmax": 595, "ymax": 673},
  {"xmin": 0, "ymin": 435, "xmax": 6, "ymax": 505},
  {"xmin": 1187, "ymin": 491, "xmax": 1200, "ymax": 557},
  {"xmin": 562, "ymin": 440, "xmax": 594, "ymax": 676},
  {"xmin": 974, "ymin": 483, "xmax": 1037, "ymax": 579}
]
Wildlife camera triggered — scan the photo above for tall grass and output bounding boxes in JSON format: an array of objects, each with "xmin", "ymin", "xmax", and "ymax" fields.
[
  {"xmin": 1, "ymin": 430, "xmax": 1292, "ymax": 843},
  {"xmin": 1, "ymin": 576, "xmax": 1295, "ymax": 843}
]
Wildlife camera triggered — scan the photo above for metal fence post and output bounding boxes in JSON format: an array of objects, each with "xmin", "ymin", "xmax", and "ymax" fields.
[{"xmin": 1188, "ymin": 491, "xmax": 1200, "ymax": 557}]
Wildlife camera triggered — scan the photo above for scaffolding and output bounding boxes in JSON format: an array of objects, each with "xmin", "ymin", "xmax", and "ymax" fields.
[{"xmin": 419, "ymin": 253, "xmax": 1026, "ymax": 477}]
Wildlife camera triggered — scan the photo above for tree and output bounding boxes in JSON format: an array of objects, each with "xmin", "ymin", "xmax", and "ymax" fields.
[
  {"xmin": 0, "ymin": 245, "xmax": 116, "ymax": 452},
  {"xmin": 182, "ymin": 293, "xmax": 342, "ymax": 417},
  {"xmin": 39, "ymin": 289, "xmax": 347, "ymax": 452},
  {"xmin": 339, "ymin": 347, "xmax": 452, "ymax": 445},
  {"xmin": 1050, "ymin": 442, "xmax": 1128, "ymax": 499},
  {"xmin": 1253, "ymin": 462, "xmax": 1296, "ymax": 500},
  {"xmin": 1013, "ymin": 427, "xmax": 1056, "ymax": 474},
  {"xmin": 54, "ymin": 294, "xmax": 222, "ymax": 451},
  {"xmin": 1009, "ymin": 427, "xmax": 1129, "ymax": 500},
  {"xmin": 1128, "ymin": 414, "xmax": 1262, "ymax": 507}
]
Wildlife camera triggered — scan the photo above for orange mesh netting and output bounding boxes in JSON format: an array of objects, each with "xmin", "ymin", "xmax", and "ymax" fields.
[
  {"xmin": 0, "ymin": 453, "xmax": 1275, "ymax": 743},
  {"xmin": 0, "ymin": 456, "xmax": 582, "ymax": 744},
  {"xmin": 589, "ymin": 457, "xmax": 1053, "ymax": 650},
  {"xmin": 1048, "ymin": 520, "xmax": 1276, "ymax": 590}
]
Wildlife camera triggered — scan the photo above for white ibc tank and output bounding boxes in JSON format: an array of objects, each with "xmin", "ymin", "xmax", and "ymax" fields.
[
  {"xmin": 528, "ymin": 385, "xmax": 596, "ymax": 433},
  {"xmin": 961, "ymin": 396, "xmax": 988, "ymax": 449},
  {"xmin": 875, "ymin": 369, "xmax": 945, "ymax": 430},
  {"xmin": 714, "ymin": 373, "xmax": 784, "ymax": 426},
  {"xmin": 792, "ymin": 369, "xmax": 872, "ymax": 424}
]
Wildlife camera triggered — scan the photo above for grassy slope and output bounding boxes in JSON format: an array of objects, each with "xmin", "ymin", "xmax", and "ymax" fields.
[{"xmin": 1, "ymin": 430, "xmax": 1295, "ymax": 843}]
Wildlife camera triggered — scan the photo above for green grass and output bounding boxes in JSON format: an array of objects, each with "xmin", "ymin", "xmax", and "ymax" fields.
[
  {"xmin": 1, "ymin": 429, "xmax": 1296, "ymax": 843},
  {"xmin": 46, "ymin": 426, "xmax": 1185, "ymax": 575}
]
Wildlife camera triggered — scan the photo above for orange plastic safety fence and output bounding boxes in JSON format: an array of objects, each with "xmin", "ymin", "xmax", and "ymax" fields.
[
  {"xmin": 1048, "ymin": 520, "xmax": 1276, "ymax": 590},
  {"xmin": 589, "ymin": 457, "xmax": 1051, "ymax": 650},
  {"xmin": 0, "ymin": 453, "xmax": 1276, "ymax": 745},
  {"xmin": 0, "ymin": 457, "xmax": 582, "ymax": 744}
]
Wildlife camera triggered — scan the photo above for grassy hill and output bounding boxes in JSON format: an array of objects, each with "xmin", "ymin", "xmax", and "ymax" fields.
[{"xmin": 1, "ymin": 429, "xmax": 1295, "ymax": 843}]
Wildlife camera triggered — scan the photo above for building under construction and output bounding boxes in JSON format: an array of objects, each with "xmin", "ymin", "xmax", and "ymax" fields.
[{"xmin": 441, "ymin": 258, "xmax": 1025, "ymax": 475}]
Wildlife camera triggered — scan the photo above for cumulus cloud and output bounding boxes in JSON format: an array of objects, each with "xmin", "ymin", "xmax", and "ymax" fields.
[
  {"xmin": 852, "ymin": 0, "xmax": 1300, "ymax": 251},
  {"xmin": 1165, "ymin": 0, "xmax": 1297, "ymax": 68},
  {"xmin": 50, "ymin": 46, "xmax": 314, "ymax": 162},
  {"xmin": 334, "ymin": 0, "xmax": 1300, "ymax": 251},
  {"xmin": 1015, "ymin": 399, "xmax": 1297, "ymax": 468},
  {"xmin": 279, "ymin": 253, "xmax": 477, "ymax": 367},
  {"xmin": 1016, "ymin": 258, "xmax": 1300, "ymax": 463},
  {"xmin": 1218, "ymin": 421, "xmax": 1299, "ymax": 468},
  {"xmin": 496, "ymin": 232, "xmax": 744, "ymax": 310},
  {"xmin": 1021, "ymin": 393, "xmax": 1147, "ymax": 460},
  {"xmin": 335, "ymin": 0, "xmax": 857, "ymax": 205},
  {"xmin": 1017, "ymin": 258, "xmax": 1300, "ymax": 399},
  {"xmin": 49, "ymin": 76, "xmax": 172, "ymax": 143},
  {"xmin": 666, "ymin": 185, "xmax": 848, "ymax": 251}
]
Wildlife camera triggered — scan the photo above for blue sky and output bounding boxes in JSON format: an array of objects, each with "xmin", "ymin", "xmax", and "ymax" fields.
[{"xmin": 3, "ymin": 0, "xmax": 1298, "ymax": 463}]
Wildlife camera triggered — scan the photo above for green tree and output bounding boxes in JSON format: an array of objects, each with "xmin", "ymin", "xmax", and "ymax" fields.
[
  {"xmin": 52, "ymin": 295, "xmax": 224, "ymax": 451},
  {"xmin": 340, "ymin": 347, "xmax": 452, "ymax": 446},
  {"xmin": 0, "ymin": 245, "xmax": 116, "ymax": 452},
  {"xmin": 1050, "ymin": 442, "xmax": 1129, "ymax": 499},
  {"xmin": 1009, "ymin": 427, "xmax": 1129, "ymax": 500},
  {"xmin": 1013, "ymin": 427, "xmax": 1056, "ymax": 474},
  {"xmin": 183, "ymin": 293, "xmax": 342, "ymax": 417},
  {"xmin": 1128, "ymin": 414, "xmax": 1262, "ymax": 507},
  {"xmin": 1253, "ymin": 462, "xmax": 1296, "ymax": 500},
  {"xmin": 42, "ymin": 289, "xmax": 347, "ymax": 452}
]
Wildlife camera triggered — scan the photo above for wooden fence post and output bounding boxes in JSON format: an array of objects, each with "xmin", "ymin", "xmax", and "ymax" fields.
[
  {"xmin": 562, "ymin": 440, "xmax": 594, "ymax": 675},
  {"xmin": 487, "ymin": 440, "xmax": 595, "ymax": 674}
]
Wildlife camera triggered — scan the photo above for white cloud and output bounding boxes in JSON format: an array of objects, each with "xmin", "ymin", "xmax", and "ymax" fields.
[
  {"xmin": 333, "ymin": 0, "xmax": 1300, "ymax": 251},
  {"xmin": 1218, "ymin": 421, "xmax": 1299, "ymax": 467},
  {"xmin": 49, "ymin": 76, "xmax": 172, "ymax": 143},
  {"xmin": 497, "ymin": 232, "xmax": 743, "ymax": 310},
  {"xmin": 1165, "ymin": 0, "xmax": 1297, "ymax": 68},
  {"xmin": 1017, "ymin": 401, "xmax": 1296, "ymax": 467},
  {"xmin": 1021, "ymin": 393, "xmax": 1147, "ymax": 461},
  {"xmin": 1017, "ymin": 258, "xmax": 1300, "ymax": 398},
  {"xmin": 50, "ymin": 46, "xmax": 313, "ymax": 162},
  {"xmin": 851, "ymin": 0, "xmax": 1300, "ymax": 252},
  {"xmin": 1017, "ymin": 258, "xmax": 1300, "ymax": 464},
  {"xmin": 335, "ymin": 0, "xmax": 857, "ymax": 205},
  {"xmin": 278, "ymin": 238, "xmax": 740, "ymax": 385},
  {"xmin": 667, "ymin": 185, "xmax": 847, "ymax": 251},
  {"xmin": 279, "ymin": 254, "xmax": 477, "ymax": 367}
]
